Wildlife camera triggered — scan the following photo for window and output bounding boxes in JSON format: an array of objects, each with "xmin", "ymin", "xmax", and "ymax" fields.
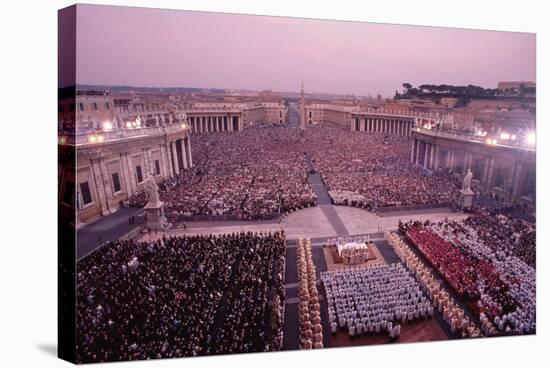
[
  {"xmin": 63, "ymin": 181, "xmax": 74, "ymax": 207},
  {"xmin": 80, "ymin": 182, "xmax": 92, "ymax": 205},
  {"xmin": 112, "ymin": 172, "xmax": 121, "ymax": 193},
  {"xmin": 105, "ymin": 102, "xmax": 110, "ymax": 109},
  {"xmin": 136, "ymin": 165, "xmax": 143, "ymax": 183},
  {"xmin": 79, "ymin": 103, "xmax": 85, "ymax": 111},
  {"xmin": 93, "ymin": 102, "xmax": 98, "ymax": 110},
  {"xmin": 154, "ymin": 160, "xmax": 161, "ymax": 175}
]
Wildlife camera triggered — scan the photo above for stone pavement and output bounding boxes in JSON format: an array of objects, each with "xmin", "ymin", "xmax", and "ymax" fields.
[
  {"xmin": 77, "ymin": 207, "xmax": 143, "ymax": 261},
  {"xmin": 308, "ymin": 172, "xmax": 332, "ymax": 205},
  {"xmin": 320, "ymin": 205, "xmax": 350, "ymax": 236},
  {"xmin": 161, "ymin": 205, "xmax": 467, "ymax": 241}
]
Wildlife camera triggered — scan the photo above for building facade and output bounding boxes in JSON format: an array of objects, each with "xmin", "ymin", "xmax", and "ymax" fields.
[
  {"xmin": 411, "ymin": 128, "xmax": 536, "ymax": 211},
  {"xmin": 68, "ymin": 123, "xmax": 192, "ymax": 225},
  {"xmin": 242, "ymin": 102, "xmax": 286, "ymax": 126}
]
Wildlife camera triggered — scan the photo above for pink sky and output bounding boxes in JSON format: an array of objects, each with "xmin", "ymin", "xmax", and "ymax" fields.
[{"xmin": 75, "ymin": 4, "xmax": 536, "ymax": 97}]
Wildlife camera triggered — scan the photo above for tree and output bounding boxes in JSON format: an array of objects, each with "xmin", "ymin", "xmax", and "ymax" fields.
[{"xmin": 402, "ymin": 83, "xmax": 412, "ymax": 95}]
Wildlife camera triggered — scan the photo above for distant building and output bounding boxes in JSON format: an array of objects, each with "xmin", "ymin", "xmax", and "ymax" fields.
[{"xmin": 497, "ymin": 81, "xmax": 535, "ymax": 96}]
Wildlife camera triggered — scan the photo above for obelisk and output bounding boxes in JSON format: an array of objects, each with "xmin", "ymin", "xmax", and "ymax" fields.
[{"xmin": 299, "ymin": 81, "xmax": 306, "ymax": 131}]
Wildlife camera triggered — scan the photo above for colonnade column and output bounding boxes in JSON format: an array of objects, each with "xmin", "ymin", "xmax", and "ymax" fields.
[
  {"xmin": 433, "ymin": 145, "xmax": 440, "ymax": 170},
  {"xmin": 448, "ymin": 148, "xmax": 455, "ymax": 171},
  {"xmin": 89, "ymin": 158, "xmax": 110, "ymax": 216},
  {"xmin": 429, "ymin": 143, "xmax": 435, "ymax": 170},
  {"xmin": 120, "ymin": 152, "xmax": 134, "ymax": 195},
  {"xmin": 483, "ymin": 157, "xmax": 495, "ymax": 191},
  {"xmin": 185, "ymin": 136, "xmax": 193, "ymax": 168},
  {"xmin": 423, "ymin": 142, "xmax": 429, "ymax": 169},
  {"xmin": 160, "ymin": 144, "xmax": 171, "ymax": 178},
  {"xmin": 510, "ymin": 162, "xmax": 522, "ymax": 201},
  {"xmin": 179, "ymin": 139, "xmax": 188, "ymax": 169},
  {"xmin": 171, "ymin": 141, "xmax": 180, "ymax": 175}
]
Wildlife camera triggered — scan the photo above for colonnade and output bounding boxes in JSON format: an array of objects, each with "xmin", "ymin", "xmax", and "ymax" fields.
[
  {"xmin": 351, "ymin": 115, "xmax": 414, "ymax": 136},
  {"xmin": 411, "ymin": 138, "xmax": 441, "ymax": 171},
  {"xmin": 188, "ymin": 115, "xmax": 243, "ymax": 134},
  {"xmin": 410, "ymin": 136, "xmax": 535, "ymax": 206},
  {"xmin": 169, "ymin": 136, "xmax": 193, "ymax": 175}
]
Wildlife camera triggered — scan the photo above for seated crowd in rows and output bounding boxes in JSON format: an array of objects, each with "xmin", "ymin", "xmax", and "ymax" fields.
[
  {"xmin": 76, "ymin": 232, "xmax": 286, "ymax": 363},
  {"xmin": 322, "ymin": 263, "xmax": 432, "ymax": 340},
  {"xmin": 399, "ymin": 212, "xmax": 535, "ymax": 335},
  {"xmin": 385, "ymin": 231, "xmax": 482, "ymax": 337}
]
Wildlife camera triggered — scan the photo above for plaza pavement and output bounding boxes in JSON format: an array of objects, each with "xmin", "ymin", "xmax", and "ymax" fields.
[{"xmin": 160, "ymin": 205, "xmax": 467, "ymax": 240}]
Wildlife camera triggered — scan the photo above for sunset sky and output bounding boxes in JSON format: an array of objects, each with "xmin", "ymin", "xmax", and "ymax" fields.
[{"xmin": 75, "ymin": 4, "xmax": 536, "ymax": 97}]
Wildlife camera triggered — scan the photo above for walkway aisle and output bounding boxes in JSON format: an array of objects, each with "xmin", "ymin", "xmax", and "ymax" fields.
[
  {"xmin": 307, "ymin": 172, "xmax": 350, "ymax": 237},
  {"xmin": 308, "ymin": 172, "xmax": 331, "ymax": 205},
  {"xmin": 319, "ymin": 205, "xmax": 350, "ymax": 237}
]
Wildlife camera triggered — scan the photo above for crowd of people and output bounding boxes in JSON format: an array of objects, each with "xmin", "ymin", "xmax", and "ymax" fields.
[
  {"xmin": 297, "ymin": 238, "xmax": 324, "ymax": 349},
  {"xmin": 385, "ymin": 231, "xmax": 482, "ymax": 337},
  {"xmin": 126, "ymin": 125, "xmax": 461, "ymax": 220},
  {"xmin": 322, "ymin": 264, "xmax": 431, "ymax": 340},
  {"xmin": 302, "ymin": 128, "xmax": 459, "ymax": 210},
  {"xmin": 463, "ymin": 209, "xmax": 536, "ymax": 267},
  {"xmin": 127, "ymin": 127, "xmax": 317, "ymax": 220},
  {"xmin": 76, "ymin": 231, "xmax": 286, "ymax": 363},
  {"xmin": 399, "ymin": 213, "xmax": 536, "ymax": 336}
]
